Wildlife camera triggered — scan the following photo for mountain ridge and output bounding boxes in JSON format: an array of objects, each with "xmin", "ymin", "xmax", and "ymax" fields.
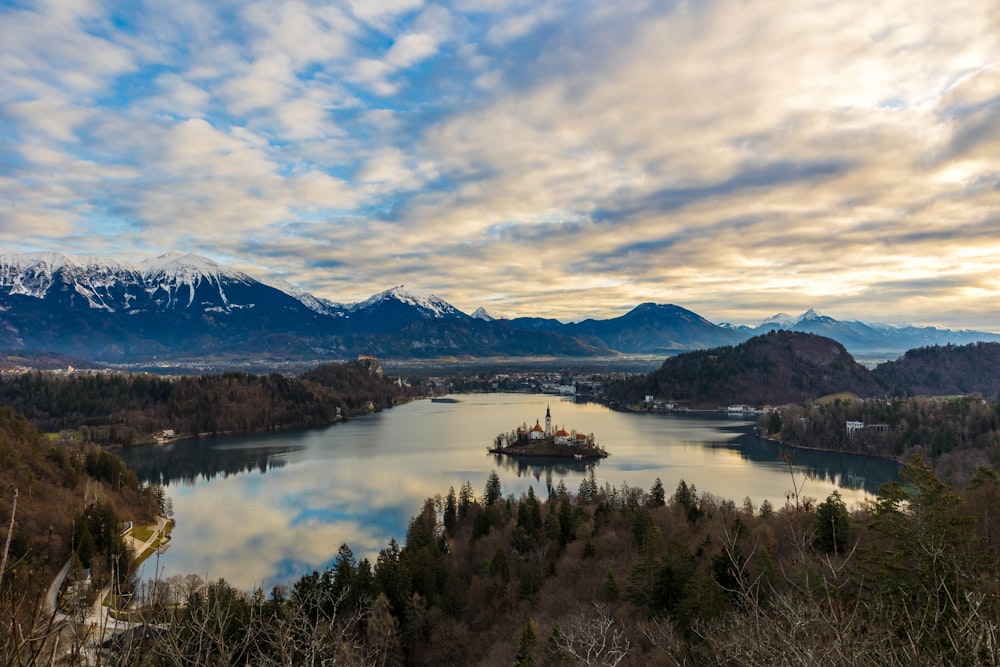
[{"xmin": 1, "ymin": 251, "xmax": 998, "ymax": 363}]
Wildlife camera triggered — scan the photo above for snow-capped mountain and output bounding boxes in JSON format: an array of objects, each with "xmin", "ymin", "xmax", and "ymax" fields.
[
  {"xmin": 256, "ymin": 275, "xmax": 346, "ymax": 317},
  {"xmin": 344, "ymin": 286, "xmax": 468, "ymax": 334},
  {"xmin": 136, "ymin": 251, "xmax": 257, "ymax": 312},
  {"xmin": 1, "ymin": 251, "xmax": 999, "ymax": 364},
  {"xmin": 0, "ymin": 250, "xmax": 272, "ymax": 314},
  {"xmin": 0, "ymin": 252, "xmax": 144, "ymax": 310},
  {"xmin": 756, "ymin": 312, "xmax": 799, "ymax": 329},
  {"xmin": 0, "ymin": 252, "xmax": 597, "ymax": 361},
  {"xmin": 471, "ymin": 306, "xmax": 497, "ymax": 321},
  {"xmin": 729, "ymin": 308, "xmax": 1000, "ymax": 359},
  {"xmin": 349, "ymin": 286, "xmax": 461, "ymax": 317},
  {"xmin": 0, "ymin": 251, "xmax": 336, "ymax": 358},
  {"xmin": 723, "ymin": 309, "xmax": 827, "ymax": 332}
]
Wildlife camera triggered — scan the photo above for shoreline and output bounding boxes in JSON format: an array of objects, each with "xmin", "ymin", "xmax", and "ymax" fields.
[
  {"xmin": 592, "ymin": 396, "xmax": 903, "ymax": 466},
  {"xmin": 759, "ymin": 434, "xmax": 901, "ymax": 465},
  {"xmin": 112, "ymin": 397, "xmax": 417, "ymax": 449}
]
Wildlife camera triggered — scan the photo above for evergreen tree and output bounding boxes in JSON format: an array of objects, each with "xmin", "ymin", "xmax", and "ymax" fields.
[
  {"xmin": 458, "ymin": 481, "xmax": 475, "ymax": 518},
  {"xmin": 443, "ymin": 486, "xmax": 458, "ymax": 535},
  {"xmin": 518, "ymin": 487, "xmax": 542, "ymax": 538},
  {"xmin": 673, "ymin": 479, "xmax": 702, "ymax": 524},
  {"xmin": 861, "ymin": 455, "xmax": 985, "ymax": 659},
  {"xmin": 484, "ymin": 471, "xmax": 503, "ymax": 507},
  {"xmin": 603, "ymin": 568, "xmax": 620, "ymax": 600},
  {"xmin": 649, "ymin": 477, "xmax": 666, "ymax": 507},
  {"xmin": 767, "ymin": 410, "xmax": 782, "ymax": 435},
  {"xmin": 813, "ymin": 490, "xmax": 850, "ymax": 554},
  {"xmin": 330, "ymin": 542, "xmax": 358, "ymax": 609},
  {"xmin": 375, "ymin": 539, "xmax": 410, "ymax": 616},
  {"xmin": 578, "ymin": 468, "xmax": 598, "ymax": 503},
  {"xmin": 367, "ymin": 592, "xmax": 403, "ymax": 667},
  {"xmin": 513, "ymin": 619, "xmax": 538, "ymax": 667},
  {"xmin": 759, "ymin": 498, "xmax": 775, "ymax": 518}
]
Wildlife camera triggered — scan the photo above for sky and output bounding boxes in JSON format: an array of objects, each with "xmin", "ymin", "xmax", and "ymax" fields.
[{"xmin": 1, "ymin": 0, "xmax": 998, "ymax": 329}]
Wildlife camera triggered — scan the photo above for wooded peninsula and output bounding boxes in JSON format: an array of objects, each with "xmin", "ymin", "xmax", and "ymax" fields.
[{"xmin": 0, "ymin": 358, "xmax": 413, "ymax": 446}]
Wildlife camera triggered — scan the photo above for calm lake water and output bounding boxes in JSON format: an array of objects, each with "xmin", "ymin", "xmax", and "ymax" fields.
[{"xmin": 120, "ymin": 393, "xmax": 899, "ymax": 590}]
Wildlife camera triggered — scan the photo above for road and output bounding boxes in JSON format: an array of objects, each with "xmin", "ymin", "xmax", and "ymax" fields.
[{"xmin": 44, "ymin": 516, "xmax": 169, "ymax": 629}]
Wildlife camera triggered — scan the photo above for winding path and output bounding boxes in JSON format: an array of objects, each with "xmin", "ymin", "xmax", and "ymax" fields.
[{"xmin": 44, "ymin": 516, "xmax": 169, "ymax": 630}]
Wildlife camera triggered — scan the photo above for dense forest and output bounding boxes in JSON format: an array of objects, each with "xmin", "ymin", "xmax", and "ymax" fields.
[
  {"xmin": 873, "ymin": 341, "xmax": 1000, "ymax": 397},
  {"xmin": 0, "ymin": 359, "xmax": 413, "ymax": 446},
  {"xmin": 7, "ymin": 458, "xmax": 998, "ymax": 665},
  {"xmin": 761, "ymin": 395, "xmax": 1000, "ymax": 486},
  {"xmin": 602, "ymin": 331, "xmax": 881, "ymax": 408}
]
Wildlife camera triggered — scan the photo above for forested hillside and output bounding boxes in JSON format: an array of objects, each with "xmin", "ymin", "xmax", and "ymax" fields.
[
  {"xmin": 0, "ymin": 408, "xmax": 160, "ymax": 598},
  {"xmin": 763, "ymin": 396, "xmax": 1000, "ymax": 485},
  {"xmin": 874, "ymin": 342, "xmax": 1000, "ymax": 398},
  {"xmin": 603, "ymin": 330, "xmax": 880, "ymax": 408},
  {"xmin": 0, "ymin": 359, "xmax": 412, "ymax": 445},
  {"xmin": 19, "ymin": 459, "xmax": 998, "ymax": 665}
]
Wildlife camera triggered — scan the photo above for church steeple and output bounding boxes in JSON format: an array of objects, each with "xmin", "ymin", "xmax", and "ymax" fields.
[{"xmin": 545, "ymin": 404, "xmax": 551, "ymax": 438}]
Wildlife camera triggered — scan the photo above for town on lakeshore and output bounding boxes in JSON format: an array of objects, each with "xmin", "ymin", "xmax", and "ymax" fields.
[{"xmin": 488, "ymin": 405, "xmax": 608, "ymax": 460}]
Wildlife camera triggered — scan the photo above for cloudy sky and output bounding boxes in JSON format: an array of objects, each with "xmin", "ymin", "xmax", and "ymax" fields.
[{"xmin": 1, "ymin": 0, "xmax": 998, "ymax": 328}]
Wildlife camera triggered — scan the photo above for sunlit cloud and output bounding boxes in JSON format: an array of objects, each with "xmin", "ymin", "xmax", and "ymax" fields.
[{"xmin": 1, "ymin": 0, "xmax": 998, "ymax": 329}]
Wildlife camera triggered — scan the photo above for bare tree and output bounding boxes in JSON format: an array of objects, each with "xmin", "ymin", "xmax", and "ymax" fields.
[{"xmin": 549, "ymin": 602, "xmax": 630, "ymax": 667}]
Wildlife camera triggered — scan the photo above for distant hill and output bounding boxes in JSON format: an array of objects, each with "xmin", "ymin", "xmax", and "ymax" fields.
[
  {"xmin": 566, "ymin": 302, "xmax": 746, "ymax": 354},
  {"xmin": 506, "ymin": 303, "xmax": 745, "ymax": 355},
  {"xmin": 874, "ymin": 342, "xmax": 1000, "ymax": 398},
  {"xmin": 604, "ymin": 330, "xmax": 882, "ymax": 408}
]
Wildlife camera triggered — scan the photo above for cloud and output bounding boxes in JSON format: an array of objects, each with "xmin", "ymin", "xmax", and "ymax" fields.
[
  {"xmin": 1, "ymin": 0, "xmax": 999, "ymax": 329},
  {"xmin": 484, "ymin": 3, "xmax": 560, "ymax": 44},
  {"xmin": 347, "ymin": 0, "xmax": 424, "ymax": 25},
  {"xmin": 386, "ymin": 32, "xmax": 438, "ymax": 68}
]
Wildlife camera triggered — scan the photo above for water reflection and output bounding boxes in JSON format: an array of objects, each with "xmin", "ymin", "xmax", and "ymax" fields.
[
  {"xmin": 715, "ymin": 433, "xmax": 894, "ymax": 495},
  {"xmin": 490, "ymin": 454, "xmax": 600, "ymax": 497},
  {"xmin": 491, "ymin": 453, "xmax": 598, "ymax": 479},
  {"xmin": 120, "ymin": 393, "xmax": 899, "ymax": 591},
  {"xmin": 124, "ymin": 439, "xmax": 299, "ymax": 485}
]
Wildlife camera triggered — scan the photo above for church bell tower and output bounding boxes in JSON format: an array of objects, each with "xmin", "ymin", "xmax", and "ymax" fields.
[{"xmin": 545, "ymin": 405, "xmax": 551, "ymax": 438}]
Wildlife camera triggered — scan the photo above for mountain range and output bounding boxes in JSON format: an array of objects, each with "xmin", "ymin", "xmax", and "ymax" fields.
[{"xmin": 0, "ymin": 251, "xmax": 997, "ymax": 364}]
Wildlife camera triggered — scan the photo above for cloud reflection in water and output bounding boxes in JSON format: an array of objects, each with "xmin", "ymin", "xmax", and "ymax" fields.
[{"xmin": 123, "ymin": 394, "xmax": 899, "ymax": 590}]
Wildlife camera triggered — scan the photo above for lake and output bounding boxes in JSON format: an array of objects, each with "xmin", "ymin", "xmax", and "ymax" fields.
[{"xmin": 119, "ymin": 393, "xmax": 899, "ymax": 590}]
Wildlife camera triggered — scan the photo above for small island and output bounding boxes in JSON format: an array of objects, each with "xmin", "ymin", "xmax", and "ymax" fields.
[{"xmin": 488, "ymin": 405, "xmax": 609, "ymax": 460}]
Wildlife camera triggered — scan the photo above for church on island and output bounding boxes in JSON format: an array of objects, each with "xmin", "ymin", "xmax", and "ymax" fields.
[
  {"xmin": 490, "ymin": 406, "xmax": 607, "ymax": 459},
  {"xmin": 522, "ymin": 405, "xmax": 590, "ymax": 447}
]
